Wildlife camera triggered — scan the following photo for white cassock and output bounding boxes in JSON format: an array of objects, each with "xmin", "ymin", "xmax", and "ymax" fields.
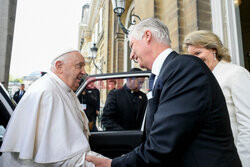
[{"xmin": 0, "ymin": 71, "xmax": 104, "ymax": 166}]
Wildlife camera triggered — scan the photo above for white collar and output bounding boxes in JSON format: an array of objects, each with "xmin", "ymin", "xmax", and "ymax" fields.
[
  {"xmin": 48, "ymin": 71, "xmax": 71, "ymax": 92},
  {"xmin": 151, "ymin": 48, "xmax": 173, "ymax": 76}
]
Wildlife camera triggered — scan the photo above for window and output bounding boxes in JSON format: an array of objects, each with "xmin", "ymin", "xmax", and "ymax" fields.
[
  {"xmin": 99, "ymin": 8, "xmax": 103, "ymax": 34},
  {"xmin": 77, "ymin": 75, "xmax": 150, "ymax": 132},
  {"xmin": 95, "ymin": 23, "xmax": 98, "ymax": 43}
]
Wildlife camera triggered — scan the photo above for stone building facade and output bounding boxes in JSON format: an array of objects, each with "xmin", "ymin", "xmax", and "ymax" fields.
[
  {"xmin": 0, "ymin": 0, "xmax": 17, "ymax": 88},
  {"xmin": 79, "ymin": 0, "xmax": 249, "ymax": 74}
]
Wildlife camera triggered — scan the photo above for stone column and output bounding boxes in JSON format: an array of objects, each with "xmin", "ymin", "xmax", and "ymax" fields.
[
  {"xmin": 114, "ymin": 32, "xmax": 125, "ymax": 72},
  {"xmin": 0, "ymin": 0, "xmax": 17, "ymax": 88}
]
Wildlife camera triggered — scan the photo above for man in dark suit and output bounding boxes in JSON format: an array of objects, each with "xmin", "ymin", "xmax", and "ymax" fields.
[
  {"xmin": 13, "ymin": 84, "xmax": 25, "ymax": 104},
  {"xmin": 78, "ymin": 82, "xmax": 100, "ymax": 132},
  {"xmin": 102, "ymin": 68, "xmax": 147, "ymax": 131},
  {"xmin": 86, "ymin": 18, "xmax": 241, "ymax": 167}
]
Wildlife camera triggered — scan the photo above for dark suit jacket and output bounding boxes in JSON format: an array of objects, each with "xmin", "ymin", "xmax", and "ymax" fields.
[
  {"xmin": 102, "ymin": 85, "xmax": 147, "ymax": 131},
  {"xmin": 112, "ymin": 52, "xmax": 241, "ymax": 167},
  {"xmin": 13, "ymin": 90, "xmax": 25, "ymax": 104},
  {"xmin": 78, "ymin": 88, "xmax": 100, "ymax": 122}
]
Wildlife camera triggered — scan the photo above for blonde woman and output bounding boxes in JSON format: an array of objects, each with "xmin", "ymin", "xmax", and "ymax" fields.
[{"xmin": 183, "ymin": 30, "xmax": 250, "ymax": 167}]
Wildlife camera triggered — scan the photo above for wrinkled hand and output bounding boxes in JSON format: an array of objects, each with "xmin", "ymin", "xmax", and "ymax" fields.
[{"xmin": 86, "ymin": 155, "xmax": 111, "ymax": 167}]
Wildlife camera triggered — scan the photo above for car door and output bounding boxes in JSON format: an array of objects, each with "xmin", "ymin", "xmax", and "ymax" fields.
[
  {"xmin": 0, "ymin": 83, "xmax": 16, "ymax": 147},
  {"xmin": 75, "ymin": 71, "xmax": 150, "ymax": 158}
]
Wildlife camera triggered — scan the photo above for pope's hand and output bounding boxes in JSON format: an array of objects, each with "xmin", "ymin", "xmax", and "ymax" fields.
[{"xmin": 86, "ymin": 155, "xmax": 112, "ymax": 167}]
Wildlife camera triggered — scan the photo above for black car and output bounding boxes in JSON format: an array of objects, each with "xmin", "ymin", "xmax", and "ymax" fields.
[
  {"xmin": 0, "ymin": 83, "xmax": 16, "ymax": 148},
  {"xmin": 0, "ymin": 71, "xmax": 151, "ymax": 158}
]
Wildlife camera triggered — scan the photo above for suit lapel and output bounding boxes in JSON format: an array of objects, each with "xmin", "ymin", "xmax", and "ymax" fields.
[
  {"xmin": 145, "ymin": 51, "xmax": 179, "ymax": 137},
  {"xmin": 152, "ymin": 51, "xmax": 178, "ymax": 95}
]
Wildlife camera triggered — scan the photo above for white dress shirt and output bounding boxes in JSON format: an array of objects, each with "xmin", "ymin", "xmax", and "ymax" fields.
[
  {"xmin": 19, "ymin": 90, "xmax": 24, "ymax": 96},
  {"xmin": 144, "ymin": 48, "xmax": 173, "ymax": 129},
  {"xmin": 151, "ymin": 48, "xmax": 173, "ymax": 88}
]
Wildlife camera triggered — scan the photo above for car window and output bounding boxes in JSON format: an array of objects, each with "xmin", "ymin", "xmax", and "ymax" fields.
[{"xmin": 77, "ymin": 76, "xmax": 149, "ymax": 132}]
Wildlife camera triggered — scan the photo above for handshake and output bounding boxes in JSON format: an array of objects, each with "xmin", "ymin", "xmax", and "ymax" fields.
[{"xmin": 85, "ymin": 151, "xmax": 111, "ymax": 167}]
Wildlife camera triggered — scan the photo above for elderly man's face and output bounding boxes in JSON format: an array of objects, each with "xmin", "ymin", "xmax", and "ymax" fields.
[
  {"xmin": 130, "ymin": 38, "xmax": 146, "ymax": 68},
  {"xmin": 61, "ymin": 51, "xmax": 86, "ymax": 91},
  {"xmin": 129, "ymin": 32, "xmax": 153, "ymax": 70}
]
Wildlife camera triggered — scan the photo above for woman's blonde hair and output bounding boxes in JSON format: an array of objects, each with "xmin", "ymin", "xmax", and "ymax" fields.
[{"xmin": 183, "ymin": 30, "xmax": 231, "ymax": 62}]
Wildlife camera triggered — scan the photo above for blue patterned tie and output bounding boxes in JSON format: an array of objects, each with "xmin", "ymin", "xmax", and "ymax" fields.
[{"xmin": 149, "ymin": 73, "xmax": 156, "ymax": 91}]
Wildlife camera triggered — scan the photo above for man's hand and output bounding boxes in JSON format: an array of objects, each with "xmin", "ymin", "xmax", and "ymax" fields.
[{"xmin": 86, "ymin": 155, "xmax": 112, "ymax": 167}]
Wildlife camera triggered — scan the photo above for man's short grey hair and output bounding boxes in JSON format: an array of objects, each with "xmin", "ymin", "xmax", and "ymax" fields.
[
  {"xmin": 128, "ymin": 17, "xmax": 171, "ymax": 46},
  {"xmin": 50, "ymin": 49, "xmax": 80, "ymax": 69}
]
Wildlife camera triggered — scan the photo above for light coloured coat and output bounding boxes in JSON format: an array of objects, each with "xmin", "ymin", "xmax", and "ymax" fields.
[{"xmin": 213, "ymin": 60, "xmax": 250, "ymax": 167}]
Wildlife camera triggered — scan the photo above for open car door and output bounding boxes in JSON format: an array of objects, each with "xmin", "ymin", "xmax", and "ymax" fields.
[
  {"xmin": 0, "ymin": 83, "xmax": 15, "ymax": 147},
  {"xmin": 76, "ymin": 71, "xmax": 150, "ymax": 158}
]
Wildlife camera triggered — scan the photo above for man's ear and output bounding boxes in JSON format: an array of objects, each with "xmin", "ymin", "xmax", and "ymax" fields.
[
  {"xmin": 145, "ymin": 30, "xmax": 152, "ymax": 43},
  {"xmin": 55, "ymin": 60, "xmax": 63, "ymax": 73}
]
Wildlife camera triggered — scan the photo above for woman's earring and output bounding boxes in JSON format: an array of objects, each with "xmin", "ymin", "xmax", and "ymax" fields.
[{"xmin": 213, "ymin": 53, "xmax": 217, "ymax": 60}]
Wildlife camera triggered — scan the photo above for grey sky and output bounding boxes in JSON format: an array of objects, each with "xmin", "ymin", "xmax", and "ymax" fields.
[{"xmin": 10, "ymin": 0, "xmax": 87, "ymax": 77}]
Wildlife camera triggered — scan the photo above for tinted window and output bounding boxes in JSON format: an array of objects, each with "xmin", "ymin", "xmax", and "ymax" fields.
[{"xmin": 78, "ymin": 77, "xmax": 149, "ymax": 132}]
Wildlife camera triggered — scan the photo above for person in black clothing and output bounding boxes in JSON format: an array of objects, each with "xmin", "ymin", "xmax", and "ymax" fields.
[
  {"xmin": 13, "ymin": 84, "xmax": 25, "ymax": 104},
  {"xmin": 78, "ymin": 82, "xmax": 100, "ymax": 132},
  {"xmin": 101, "ymin": 68, "xmax": 147, "ymax": 131}
]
